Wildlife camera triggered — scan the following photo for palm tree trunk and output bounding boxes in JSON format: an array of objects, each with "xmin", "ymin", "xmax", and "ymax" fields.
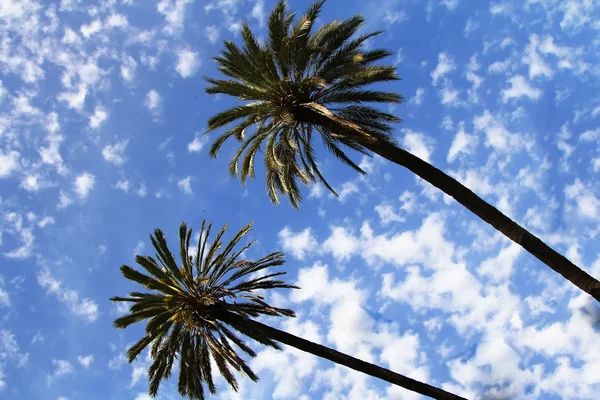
[
  {"xmin": 295, "ymin": 103, "xmax": 600, "ymax": 302},
  {"xmin": 361, "ymin": 138, "xmax": 600, "ymax": 302},
  {"xmin": 219, "ymin": 311, "xmax": 467, "ymax": 400}
]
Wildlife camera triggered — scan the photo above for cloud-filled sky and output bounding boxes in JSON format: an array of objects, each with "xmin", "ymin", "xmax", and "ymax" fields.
[{"xmin": 1, "ymin": 0, "xmax": 600, "ymax": 399}]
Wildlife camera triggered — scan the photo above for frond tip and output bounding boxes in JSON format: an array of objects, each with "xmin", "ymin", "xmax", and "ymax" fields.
[{"xmin": 111, "ymin": 220, "xmax": 298, "ymax": 399}]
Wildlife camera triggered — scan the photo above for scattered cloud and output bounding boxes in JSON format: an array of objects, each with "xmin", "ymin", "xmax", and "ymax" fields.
[
  {"xmin": 431, "ymin": 52, "xmax": 456, "ymax": 86},
  {"xmin": 77, "ymin": 355, "xmax": 94, "ymax": 369},
  {"xmin": 0, "ymin": 151, "xmax": 20, "ymax": 179},
  {"xmin": 175, "ymin": 48, "xmax": 200, "ymax": 78},
  {"xmin": 177, "ymin": 176, "xmax": 194, "ymax": 194},
  {"xmin": 187, "ymin": 136, "xmax": 208, "ymax": 153},
  {"xmin": 37, "ymin": 267, "xmax": 99, "ymax": 323},
  {"xmin": 401, "ymin": 130, "xmax": 433, "ymax": 163},
  {"xmin": 204, "ymin": 25, "xmax": 220, "ymax": 44},
  {"xmin": 73, "ymin": 173, "xmax": 95, "ymax": 200},
  {"xmin": 157, "ymin": 0, "xmax": 193, "ymax": 34},
  {"xmin": 102, "ymin": 140, "xmax": 129, "ymax": 166},
  {"xmin": 278, "ymin": 227, "xmax": 318, "ymax": 260},
  {"xmin": 409, "ymin": 87, "xmax": 425, "ymax": 106},
  {"xmin": 502, "ymin": 75, "xmax": 542, "ymax": 102}
]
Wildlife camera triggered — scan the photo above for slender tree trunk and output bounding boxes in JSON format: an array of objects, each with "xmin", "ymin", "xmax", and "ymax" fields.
[
  {"xmin": 295, "ymin": 103, "xmax": 600, "ymax": 302},
  {"xmin": 361, "ymin": 138, "xmax": 600, "ymax": 302},
  {"xmin": 219, "ymin": 311, "xmax": 467, "ymax": 400}
]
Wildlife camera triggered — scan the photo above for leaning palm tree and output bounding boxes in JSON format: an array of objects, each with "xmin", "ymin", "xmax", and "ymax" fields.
[
  {"xmin": 203, "ymin": 0, "xmax": 600, "ymax": 302},
  {"xmin": 111, "ymin": 221, "xmax": 465, "ymax": 400}
]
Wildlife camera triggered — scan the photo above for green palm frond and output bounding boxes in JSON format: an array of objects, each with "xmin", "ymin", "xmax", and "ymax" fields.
[
  {"xmin": 204, "ymin": 0, "xmax": 403, "ymax": 209},
  {"xmin": 111, "ymin": 221, "xmax": 298, "ymax": 399}
]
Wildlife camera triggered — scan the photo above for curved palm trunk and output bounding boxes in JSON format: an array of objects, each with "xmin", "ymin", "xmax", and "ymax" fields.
[
  {"xmin": 295, "ymin": 103, "xmax": 600, "ymax": 303},
  {"xmin": 362, "ymin": 138, "xmax": 600, "ymax": 302},
  {"xmin": 219, "ymin": 311, "xmax": 467, "ymax": 400}
]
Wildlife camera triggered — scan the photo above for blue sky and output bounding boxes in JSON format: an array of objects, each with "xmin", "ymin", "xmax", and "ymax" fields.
[{"xmin": 1, "ymin": 0, "xmax": 600, "ymax": 399}]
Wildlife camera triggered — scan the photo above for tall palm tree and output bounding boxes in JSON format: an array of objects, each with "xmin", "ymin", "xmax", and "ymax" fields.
[
  {"xmin": 203, "ymin": 0, "xmax": 600, "ymax": 302},
  {"xmin": 111, "ymin": 221, "xmax": 465, "ymax": 400}
]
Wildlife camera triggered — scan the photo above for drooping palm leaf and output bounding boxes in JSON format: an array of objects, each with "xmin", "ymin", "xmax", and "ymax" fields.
[
  {"xmin": 111, "ymin": 221, "xmax": 297, "ymax": 399},
  {"xmin": 205, "ymin": 0, "xmax": 403, "ymax": 208}
]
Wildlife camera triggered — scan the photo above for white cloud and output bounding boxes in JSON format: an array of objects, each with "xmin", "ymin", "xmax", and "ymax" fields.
[
  {"xmin": 80, "ymin": 20, "xmax": 102, "ymax": 38},
  {"xmin": 322, "ymin": 227, "xmax": 359, "ymax": 262},
  {"xmin": 106, "ymin": 13, "xmax": 128, "ymax": 28},
  {"xmin": 144, "ymin": 89, "xmax": 161, "ymax": 111},
  {"xmin": 251, "ymin": 0, "xmax": 266, "ymax": 27},
  {"xmin": 0, "ymin": 280, "xmax": 9, "ymax": 308},
  {"xmin": 409, "ymin": 87, "xmax": 425, "ymax": 106},
  {"xmin": 157, "ymin": 0, "xmax": 193, "ymax": 34},
  {"xmin": 464, "ymin": 18, "xmax": 479, "ymax": 36},
  {"xmin": 114, "ymin": 179, "xmax": 130, "ymax": 193},
  {"xmin": 47, "ymin": 359, "xmax": 74, "ymax": 386},
  {"xmin": 374, "ymin": 203, "xmax": 405, "ymax": 225},
  {"xmin": 441, "ymin": 0, "xmax": 459, "ymax": 10},
  {"xmin": 383, "ymin": 11, "xmax": 407, "ymax": 25},
  {"xmin": 522, "ymin": 34, "xmax": 553, "ymax": 79},
  {"xmin": 401, "ymin": 130, "xmax": 433, "ymax": 162},
  {"xmin": 89, "ymin": 106, "xmax": 108, "ymax": 129},
  {"xmin": 439, "ymin": 81, "xmax": 462, "ymax": 107},
  {"xmin": 187, "ymin": 136, "xmax": 207, "ymax": 152},
  {"xmin": 20, "ymin": 175, "xmax": 46, "ymax": 192},
  {"xmin": 447, "ymin": 122, "xmax": 478, "ymax": 162},
  {"xmin": 204, "ymin": 25, "xmax": 220, "ymax": 44},
  {"xmin": 37, "ymin": 267, "xmax": 99, "ymax": 323},
  {"xmin": 120, "ymin": 55, "xmax": 137, "ymax": 83},
  {"xmin": 502, "ymin": 75, "xmax": 542, "ymax": 102},
  {"xmin": 77, "ymin": 355, "xmax": 94, "ymax": 369},
  {"xmin": 39, "ymin": 133, "xmax": 67, "ymax": 175},
  {"xmin": 0, "ymin": 151, "xmax": 20, "ymax": 178},
  {"xmin": 73, "ymin": 173, "xmax": 95, "ymax": 200},
  {"xmin": 442, "ymin": 116, "xmax": 454, "ymax": 131},
  {"xmin": 177, "ymin": 176, "xmax": 193, "ymax": 194},
  {"xmin": 175, "ymin": 48, "xmax": 200, "ymax": 78},
  {"xmin": 431, "ymin": 52, "xmax": 456, "ymax": 86},
  {"xmin": 278, "ymin": 227, "xmax": 317, "ymax": 260},
  {"xmin": 133, "ymin": 241, "xmax": 145, "ymax": 258},
  {"xmin": 136, "ymin": 184, "xmax": 148, "ymax": 197},
  {"xmin": 473, "ymin": 110, "xmax": 527, "ymax": 153},
  {"xmin": 102, "ymin": 140, "xmax": 129, "ymax": 166},
  {"xmin": 57, "ymin": 191, "xmax": 73, "ymax": 210},
  {"xmin": 336, "ymin": 181, "xmax": 359, "ymax": 202},
  {"xmin": 564, "ymin": 179, "xmax": 600, "ymax": 221},
  {"xmin": 488, "ymin": 58, "xmax": 514, "ymax": 74},
  {"xmin": 38, "ymin": 216, "xmax": 55, "ymax": 228},
  {"xmin": 3, "ymin": 213, "xmax": 35, "ymax": 259},
  {"xmin": 560, "ymin": 0, "xmax": 596, "ymax": 30},
  {"xmin": 0, "ymin": 330, "xmax": 29, "ymax": 383}
]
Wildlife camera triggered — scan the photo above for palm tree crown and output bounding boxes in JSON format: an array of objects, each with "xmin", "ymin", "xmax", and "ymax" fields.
[
  {"xmin": 205, "ymin": 0, "xmax": 403, "ymax": 208},
  {"xmin": 111, "ymin": 221, "xmax": 297, "ymax": 399}
]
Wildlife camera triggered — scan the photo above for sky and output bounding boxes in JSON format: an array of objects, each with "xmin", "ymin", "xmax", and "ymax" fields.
[{"xmin": 1, "ymin": 0, "xmax": 600, "ymax": 399}]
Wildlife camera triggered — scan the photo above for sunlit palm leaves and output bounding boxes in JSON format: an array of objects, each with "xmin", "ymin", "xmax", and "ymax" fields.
[
  {"xmin": 111, "ymin": 221, "xmax": 297, "ymax": 399},
  {"xmin": 205, "ymin": 0, "xmax": 403, "ymax": 208}
]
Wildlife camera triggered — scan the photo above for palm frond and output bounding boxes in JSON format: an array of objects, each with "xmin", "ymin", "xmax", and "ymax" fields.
[
  {"xmin": 111, "ymin": 220, "xmax": 298, "ymax": 399},
  {"xmin": 204, "ymin": 0, "xmax": 402, "ymax": 207}
]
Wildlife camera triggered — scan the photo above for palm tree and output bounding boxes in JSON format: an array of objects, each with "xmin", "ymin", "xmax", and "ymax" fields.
[
  {"xmin": 111, "ymin": 221, "xmax": 466, "ymax": 400},
  {"xmin": 203, "ymin": 0, "xmax": 600, "ymax": 302}
]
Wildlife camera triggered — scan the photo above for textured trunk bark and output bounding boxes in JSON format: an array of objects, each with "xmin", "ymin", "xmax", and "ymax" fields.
[
  {"xmin": 219, "ymin": 311, "xmax": 467, "ymax": 400},
  {"xmin": 362, "ymin": 138, "xmax": 600, "ymax": 302},
  {"xmin": 294, "ymin": 103, "xmax": 600, "ymax": 302}
]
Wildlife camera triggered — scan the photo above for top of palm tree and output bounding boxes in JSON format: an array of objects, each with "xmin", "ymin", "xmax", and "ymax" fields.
[
  {"xmin": 205, "ymin": 0, "xmax": 403, "ymax": 208},
  {"xmin": 111, "ymin": 221, "xmax": 297, "ymax": 399}
]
